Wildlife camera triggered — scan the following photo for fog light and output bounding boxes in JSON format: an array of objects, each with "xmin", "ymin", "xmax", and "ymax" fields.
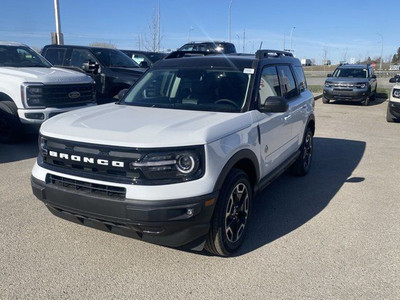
[
  {"xmin": 25, "ymin": 113, "xmax": 44, "ymax": 120},
  {"xmin": 186, "ymin": 208, "xmax": 194, "ymax": 217}
]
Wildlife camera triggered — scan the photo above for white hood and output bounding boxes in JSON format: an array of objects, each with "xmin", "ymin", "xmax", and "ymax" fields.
[
  {"xmin": 0, "ymin": 67, "xmax": 93, "ymax": 84},
  {"xmin": 40, "ymin": 104, "xmax": 253, "ymax": 148}
]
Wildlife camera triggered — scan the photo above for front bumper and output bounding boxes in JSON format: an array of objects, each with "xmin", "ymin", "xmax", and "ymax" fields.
[
  {"xmin": 323, "ymin": 87, "xmax": 369, "ymax": 102},
  {"xmin": 18, "ymin": 103, "xmax": 96, "ymax": 125},
  {"xmin": 31, "ymin": 176, "xmax": 217, "ymax": 249}
]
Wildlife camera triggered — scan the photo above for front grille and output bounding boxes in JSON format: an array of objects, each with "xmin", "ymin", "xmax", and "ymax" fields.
[
  {"xmin": 40, "ymin": 136, "xmax": 143, "ymax": 184},
  {"xmin": 41, "ymin": 83, "xmax": 95, "ymax": 107},
  {"xmin": 46, "ymin": 174, "xmax": 126, "ymax": 199}
]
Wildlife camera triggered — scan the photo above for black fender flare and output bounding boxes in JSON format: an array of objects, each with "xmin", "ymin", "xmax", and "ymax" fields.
[{"xmin": 213, "ymin": 149, "xmax": 260, "ymax": 193}]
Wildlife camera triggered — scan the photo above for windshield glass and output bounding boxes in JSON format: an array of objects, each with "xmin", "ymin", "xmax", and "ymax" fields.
[
  {"xmin": 122, "ymin": 68, "xmax": 250, "ymax": 112},
  {"xmin": 0, "ymin": 45, "xmax": 52, "ymax": 68},
  {"xmin": 92, "ymin": 48, "xmax": 140, "ymax": 68},
  {"xmin": 333, "ymin": 68, "xmax": 367, "ymax": 78}
]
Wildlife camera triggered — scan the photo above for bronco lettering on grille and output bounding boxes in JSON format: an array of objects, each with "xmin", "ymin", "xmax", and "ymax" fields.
[{"xmin": 48, "ymin": 151, "xmax": 124, "ymax": 168}]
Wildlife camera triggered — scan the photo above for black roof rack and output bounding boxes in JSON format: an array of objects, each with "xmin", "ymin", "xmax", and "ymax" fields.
[
  {"xmin": 256, "ymin": 49, "xmax": 293, "ymax": 59},
  {"xmin": 165, "ymin": 50, "xmax": 220, "ymax": 59}
]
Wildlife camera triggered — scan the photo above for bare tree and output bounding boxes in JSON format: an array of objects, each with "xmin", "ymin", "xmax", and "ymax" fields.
[
  {"xmin": 89, "ymin": 42, "xmax": 116, "ymax": 49},
  {"xmin": 144, "ymin": 4, "xmax": 161, "ymax": 52}
]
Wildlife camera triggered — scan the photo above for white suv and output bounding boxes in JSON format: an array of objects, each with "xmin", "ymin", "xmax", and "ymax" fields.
[
  {"xmin": 0, "ymin": 42, "xmax": 95, "ymax": 142},
  {"xmin": 31, "ymin": 50, "xmax": 315, "ymax": 256},
  {"xmin": 387, "ymin": 75, "xmax": 400, "ymax": 122}
]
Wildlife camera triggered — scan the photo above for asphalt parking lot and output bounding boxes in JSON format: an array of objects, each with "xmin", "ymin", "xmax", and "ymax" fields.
[{"xmin": 0, "ymin": 98, "xmax": 399, "ymax": 299}]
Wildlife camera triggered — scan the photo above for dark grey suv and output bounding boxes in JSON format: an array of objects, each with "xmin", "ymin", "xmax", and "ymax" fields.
[{"xmin": 323, "ymin": 64, "xmax": 377, "ymax": 106}]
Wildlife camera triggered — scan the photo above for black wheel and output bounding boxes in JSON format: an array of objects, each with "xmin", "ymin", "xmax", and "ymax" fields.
[
  {"xmin": 0, "ymin": 100, "xmax": 23, "ymax": 143},
  {"xmin": 370, "ymin": 92, "xmax": 376, "ymax": 102},
  {"xmin": 362, "ymin": 97, "xmax": 369, "ymax": 106},
  {"xmin": 290, "ymin": 127, "xmax": 313, "ymax": 176},
  {"xmin": 205, "ymin": 169, "xmax": 252, "ymax": 256},
  {"xmin": 322, "ymin": 97, "xmax": 330, "ymax": 104}
]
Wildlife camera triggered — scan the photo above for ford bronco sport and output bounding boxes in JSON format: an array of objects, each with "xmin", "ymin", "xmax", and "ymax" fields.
[{"xmin": 31, "ymin": 50, "xmax": 315, "ymax": 256}]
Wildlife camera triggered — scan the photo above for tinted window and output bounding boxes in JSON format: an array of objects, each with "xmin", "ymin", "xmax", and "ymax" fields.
[
  {"xmin": 277, "ymin": 65, "xmax": 298, "ymax": 99},
  {"xmin": 70, "ymin": 49, "xmax": 97, "ymax": 69},
  {"xmin": 259, "ymin": 66, "xmax": 281, "ymax": 105},
  {"xmin": 123, "ymin": 68, "xmax": 250, "ymax": 113},
  {"xmin": 332, "ymin": 68, "xmax": 367, "ymax": 78},
  {"xmin": 293, "ymin": 66, "xmax": 307, "ymax": 92},
  {"xmin": 44, "ymin": 48, "xmax": 66, "ymax": 66},
  {"xmin": 0, "ymin": 45, "xmax": 51, "ymax": 68},
  {"xmin": 92, "ymin": 49, "xmax": 139, "ymax": 68}
]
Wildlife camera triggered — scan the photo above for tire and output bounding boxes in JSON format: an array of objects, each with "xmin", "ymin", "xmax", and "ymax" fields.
[
  {"xmin": 0, "ymin": 100, "xmax": 23, "ymax": 143},
  {"xmin": 322, "ymin": 97, "xmax": 330, "ymax": 104},
  {"xmin": 362, "ymin": 97, "xmax": 369, "ymax": 106},
  {"xmin": 370, "ymin": 92, "xmax": 376, "ymax": 102},
  {"xmin": 386, "ymin": 105, "xmax": 395, "ymax": 122},
  {"xmin": 290, "ymin": 127, "xmax": 313, "ymax": 176},
  {"xmin": 205, "ymin": 169, "xmax": 252, "ymax": 256}
]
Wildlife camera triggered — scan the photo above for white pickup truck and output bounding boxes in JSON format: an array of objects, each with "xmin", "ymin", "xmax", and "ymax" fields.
[{"xmin": 0, "ymin": 41, "xmax": 96, "ymax": 142}]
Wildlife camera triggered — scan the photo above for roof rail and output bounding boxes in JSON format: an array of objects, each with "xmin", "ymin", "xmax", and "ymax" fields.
[
  {"xmin": 256, "ymin": 49, "xmax": 293, "ymax": 59},
  {"xmin": 165, "ymin": 50, "xmax": 219, "ymax": 59}
]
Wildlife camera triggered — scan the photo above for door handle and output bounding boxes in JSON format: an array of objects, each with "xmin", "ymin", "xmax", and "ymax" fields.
[
  {"xmin": 283, "ymin": 114, "xmax": 291, "ymax": 121},
  {"xmin": 301, "ymin": 105, "xmax": 307, "ymax": 110}
]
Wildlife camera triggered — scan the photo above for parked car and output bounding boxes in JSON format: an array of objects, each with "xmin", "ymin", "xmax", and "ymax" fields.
[
  {"xmin": 387, "ymin": 75, "xmax": 400, "ymax": 122},
  {"xmin": 323, "ymin": 64, "xmax": 377, "ymax": 106},
  {"xmin": 0, "ymin": 41, "xmax": 95, "ymax": 143},
  {"xmin": 178, "ymin": 41, "xmax": 236, "ymax": 54},
  {"xmin": 31, "ymin": 49, "xmax": 315, "ymax": 256},
  {"xmin": 120, "ymin": 50, "xmax": 167, "ymax": 68},
  {"xmin": 41, "ymin": 45, "xmax": 145, "ymax": 104}
]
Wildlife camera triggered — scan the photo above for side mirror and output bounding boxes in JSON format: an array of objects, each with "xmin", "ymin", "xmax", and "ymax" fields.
[
  {"xmin": 82, "ymin": 60, "xmax": 99, "ymax": 74},
  {"xmin": 327, "ymin": 73, "xmax": 332, "ymax": 77},
  {"xmin": 259, "ymin": 96, "xmax": 288, "ymax": 113},
  {"xmin": 114, "ymin": 88, "xmax": 129, "ymax": 100},
  {"xmin": 389, "ymin": 76, "xmax": 400, "ymax": 83},
  {"xmin": 139, "ymin": 61, "xmax": 149, "ymax": 68},
  {"xmin": 372, "ymin": 75, "xmax": 377, "ymax": 79}
]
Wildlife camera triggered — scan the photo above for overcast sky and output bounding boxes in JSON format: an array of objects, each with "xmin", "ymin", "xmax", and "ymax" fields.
[{"xmin": 0, "ymin": 0, "xmax": 398, "ymax": 64}]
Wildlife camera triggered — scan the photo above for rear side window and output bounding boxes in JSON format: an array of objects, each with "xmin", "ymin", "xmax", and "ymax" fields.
[
  {"xmin": 70, "ymin": 49, "xmax": 97, "ymax": 69},
  {"xmin": 277, "ymin": 65, "xmax": 298, "ymax": 99},
  {"xmin": 293, "ymin": 66, "xmax": 307, "ymax": 92},
  {"xmin": 44, "ymin": 48, "xmax": 66, "ymax": 66},
  {"xmin": 259, "ymin": 66, "xmax": 281, "ymax": 105}
]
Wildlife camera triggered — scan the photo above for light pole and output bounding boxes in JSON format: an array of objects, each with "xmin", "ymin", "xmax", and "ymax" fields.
[
  {"xmin": 228, "ymin": 0, "xmax": 233, "ymax": 42},
  {"xmin": 377, "ymin": 33, "xmax": 383, "ymax": 70},
  {"xmin": 289, "ymin": 26, "xmax": 296, "ymax": 52},
  {"xmin": 188, "ymin": 26, "xmax": 194, "ymax": 42},
  {"xmin": 53, "ymin": 0, "xmax": 64, "ymax": 45}
]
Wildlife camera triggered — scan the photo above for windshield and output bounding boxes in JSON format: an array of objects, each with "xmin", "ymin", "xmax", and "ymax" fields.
[
  {"xmin": 333, "ymin": 68, "xmax": 367, "ymax": 78},
  {"xmin": 92, "ymin": 48, "xmax": 140, "ymax": 68},
  {"xmin": 0, "ymin": 45, "xmax": 52, "ymax": 68},
  {"xmin": 122, "ymin": 68, "xmax": 250, "ymax": 112}
]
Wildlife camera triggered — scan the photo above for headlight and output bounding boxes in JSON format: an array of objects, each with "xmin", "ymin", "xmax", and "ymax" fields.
[
  {"xmin": 129, "ymin": 147, "xmax": 204, "ymax": 184},
  {"xmin": 356, "ymin": 83, "xmax": 367, "ymax": 89},
  {"xmin": 21, "ymin": 83, "xmax": 45, "ymax": 108},
  {"xmin": 324, "ymin": 81, "xmax": 332, "ymax": 87},
  {"xmin": 393, "ymin": 89, "xmax": 400, "ymax": 99}
]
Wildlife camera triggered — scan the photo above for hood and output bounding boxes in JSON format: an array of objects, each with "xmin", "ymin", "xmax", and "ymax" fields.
[
  {"xmin": 325, "ymin": 77, "xmax": 368, "ymax": 83},
  {"xmin": 0, "ymin": 67, "xmax": 93, "ymax": 84},
  {"xmin": 40, "ymin": 104, "xmax": 253, "ymax": 148}
]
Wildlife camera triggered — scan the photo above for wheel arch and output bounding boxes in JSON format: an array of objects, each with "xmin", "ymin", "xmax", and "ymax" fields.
[
  {"xmin": 0, "ymin": 92, "xmax": 13, "ymax": 102},
  {"xmin": 307, "ymin": 113, "xmax": 315, "ymax": 135},
  {"xmin": 213, "ymin": 149, "xmax": 259, "ymax": 194}
]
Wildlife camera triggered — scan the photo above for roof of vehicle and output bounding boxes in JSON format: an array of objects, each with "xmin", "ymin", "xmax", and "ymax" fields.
[
  {"xmin": 154, "ymin": 51, "xmax": 301, "ymax": 69},
  {"xmin": 338, "ymin": 64, "xmax": 369, "ymax": 69},
  {"xmin": 43, "ymin": 44, "xmax": 124, "ymax": 52},
  {"xmin": 0, "ymin": 41, "xmax": 27, "ymax": 47},
  {"xmin": 121, "ymin": 50, "xmax": 167, "ymax": 55},
  {"xmin": 183, "ymin": 41, "xmax": 234, "ymax": 45}
]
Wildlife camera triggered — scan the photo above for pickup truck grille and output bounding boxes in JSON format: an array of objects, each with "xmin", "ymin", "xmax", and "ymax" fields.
[{"xmin": 41, "ymin": 83, "xmax": 95, "ymax": 107}]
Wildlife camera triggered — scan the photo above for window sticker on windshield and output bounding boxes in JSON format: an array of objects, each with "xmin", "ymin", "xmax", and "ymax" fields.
[{"xmin": 243, "ymin": 68, "xmax": 254, "ymax": 74}]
